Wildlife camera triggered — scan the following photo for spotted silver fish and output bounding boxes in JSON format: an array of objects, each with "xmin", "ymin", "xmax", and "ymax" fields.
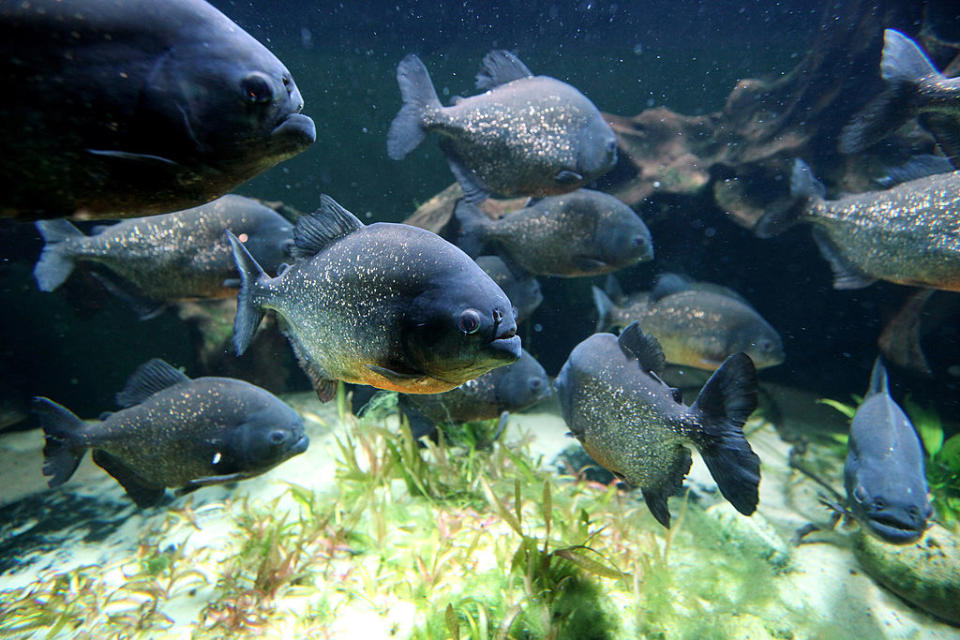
[
  {"xmin": 229, "ymin": 195, "xmax": 522, "ymax": 400},
  {"xmin": 452, "ymin": 190, "xmax": 652, "ymax": 277},
  {"xmin": 554, "ymin": 323, "xmax": 760, "ymax": 528},
  {"xmin": 35, "ymin": 359, "xmax": 308, "ymax": 507},
  {"xmin": 756, "ymin": 159, "xmax": 960, "ymax": 291},
  {"xmin": 387, "ymin": 51, "xmax": 618, "ymax": 203},
  {"xmin": 33, "ymin": 196, "xmax": 294, "ymax": 308}
]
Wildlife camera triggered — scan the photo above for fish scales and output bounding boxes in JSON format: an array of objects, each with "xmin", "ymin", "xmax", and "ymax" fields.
[{"xmin": 806, "ymin": 171, "xmax": 960, "ymax": 290}]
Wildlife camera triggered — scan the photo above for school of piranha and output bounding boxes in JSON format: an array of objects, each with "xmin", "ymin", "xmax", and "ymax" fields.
[{"xmin": 4, "ymin": 0, "xmax": 959, "ymax": 560}]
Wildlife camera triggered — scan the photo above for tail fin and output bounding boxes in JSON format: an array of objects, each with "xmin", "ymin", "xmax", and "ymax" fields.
[
  {"xmin": 753, "ymin": 159, "xmax": 821, "ymax": 238},
  {"xmin": 33, "ymin": 397, "xmax": 88, "ymax": 487},
  {"xmin": 451, "ymin": 199, "xmax": 494, "ymax": 258},
  {"xmin": 387, "ymin": 54, "xmax": 442, "ymax": 160},
  {"xmin": 691, "ymin": 353, "xmax": 761, "ymax": 516},
  {"xmin": 592, "ymin": 285, "xmax": 614, "ymax": 333},
  {"xmin": 226, "ymin": 231, "xmax": 267, "ymax": 355},
  {"xmin": 880, "ymin": 29, "xmax": 938, "ymax": 84},
  {"xmin": 33, "ymin": 220, "xmax": 84, "ymax": 291},
  {"xmin": 839, "ymin": 30, "xmax": 932, "ymax": 155}
]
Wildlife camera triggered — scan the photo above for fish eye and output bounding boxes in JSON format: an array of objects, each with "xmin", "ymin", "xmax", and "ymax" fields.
[
  {"xmin": 242, "ymin": 73, "xmax": 274, "ymax": 104},
  {"xmin": 268, "ymin": 430, "xmax": 286, "ymax": 445},
  {"xmin": 458, "ymin": 308, "xmax": 483, "ymax": 334},
  {"xmin": 853, "ymin": 485, "xmax": 868, "ymax": 503}
]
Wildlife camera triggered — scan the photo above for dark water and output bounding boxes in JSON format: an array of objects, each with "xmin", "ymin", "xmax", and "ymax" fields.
[{"xmin": 0, "ymin": 0, "xmax": 958, "ymax": 432}]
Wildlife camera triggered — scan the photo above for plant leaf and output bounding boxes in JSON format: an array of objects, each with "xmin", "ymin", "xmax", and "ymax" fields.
[
  {"xmin": 446, "ymin": 603, "xmax": 460, "ymax": 640},
  {"xmin": 553, "ymin": 546, "xmax": 630, "ymax": 580},
  {"xmin": 480, "ymin": 476, "xmax": 523, "ymax": 536},
  {"xmin": 816, "ymin": 398, "xmax": 856, "ymax": 419},
  {"xmin": 937, "ymin": 434, "xmax": 960, "ymax": 471}
]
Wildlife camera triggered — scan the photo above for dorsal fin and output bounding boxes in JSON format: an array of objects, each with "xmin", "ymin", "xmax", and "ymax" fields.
[
  {"xmin": 651, "ymin": 273, "xmax": 693, "ymax": 302},
  {"xmin": 475, "ymin": 50, "xmax": 533, "ymax": 91},
  {"xmin": 618, "ymin": 322, "xmax": 665, "ymax": 374},
  {"xmin": 115, "ymin": 359, "xmax": 190, "ymax": 408},
  {"xmin": 291, "ymin": 194, "xmax": 364, "ymax": 259},
  {"xmin": 867, "ymin": 356, "xmax": 890, "ymax": 397}
]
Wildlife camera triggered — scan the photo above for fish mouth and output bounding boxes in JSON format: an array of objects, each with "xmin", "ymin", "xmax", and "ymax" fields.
[
  {"xmin": 488, "ymin": 328, "xmax": 522, "ymax": 361},
  {"xmin": 270, "ymin": 113, "xmax": 317, "ymax": 152},
  {"xmin": 290, "ymin": 434, "xmax": 311, "ymax": 455},
  {"xmin": 865, "ymin": 516, "xmax": 924, "ymax": 545}
]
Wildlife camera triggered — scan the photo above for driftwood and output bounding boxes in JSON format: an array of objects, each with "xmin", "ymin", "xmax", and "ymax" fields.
[{"xmin": 405, "ymin": 0, "xmax": 958, "ymax": 232}]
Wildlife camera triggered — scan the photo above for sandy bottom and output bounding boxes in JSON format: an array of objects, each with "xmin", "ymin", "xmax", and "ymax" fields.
[{"xmin": 0, "ymin": 386, "xmax": 957, "ymax": 639}]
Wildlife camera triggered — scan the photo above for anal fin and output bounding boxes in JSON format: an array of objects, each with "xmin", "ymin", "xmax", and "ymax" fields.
[
  {"xmin": 811, "ymin": 227, "xmax": 876, "ymax": 289},
  {"xmin": 92, "ymin": 450, "xmax": 166, "ymax": 508}
]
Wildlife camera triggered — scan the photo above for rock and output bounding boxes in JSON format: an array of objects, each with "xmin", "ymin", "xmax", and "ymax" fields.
[
  {"xmin": 853, "ymin": 523, "xmax": 960, "ymax": 627},
  {"xmin": 703, "ymin": 502, "xmax": 792, "ymax": 571}
]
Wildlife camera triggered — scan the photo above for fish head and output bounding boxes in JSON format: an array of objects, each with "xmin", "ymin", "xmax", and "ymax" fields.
[
  {"xmin": 493, "ymin": 350, "xmax": 552, "ymax": 410},
  {"xmin": 402, "ymin": 268, "xmax": 522, "ymax": 385},
  {"xmin": 239, "ymin": 212, "xmax": 296, "ymax": 274},
  {"xmin": 138, "ymin": 30, "xmax": 315, "ymax": 174},
  {"xmin": 596, "ymin": 204, "xmax": 654, "ymax": 268},
  {"xmin": 575, "ymin": 114, "xmax": 619, "ymax": 181},
  {"xmin": 730, "ymin": 321, "xmax": 785, "ymax": 370},
  {"xmin": 217, "ymin": 402, "xmax": 309, "ymax": 474},
  {"xmin": 847, "ymin": 480, "xmax": 933, "ymax": 545}
]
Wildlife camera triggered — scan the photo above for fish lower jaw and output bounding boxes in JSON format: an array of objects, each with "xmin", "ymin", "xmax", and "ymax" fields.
[
  {"xmin": 864, "ymin": 518, "xmax": 924, "ymax": 545},
  {"xmin": 487, "ymin": 334, "xmax": 522, "ymax": 361}
]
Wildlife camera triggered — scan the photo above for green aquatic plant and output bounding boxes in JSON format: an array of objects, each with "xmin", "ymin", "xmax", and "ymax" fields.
[
  {"xmin": 0, "ymin": 512, "xmax": 208, "ymax": 639},
  {"xmin": 904, "ymin": 397, "xmax": 960, "ymax": 530}
]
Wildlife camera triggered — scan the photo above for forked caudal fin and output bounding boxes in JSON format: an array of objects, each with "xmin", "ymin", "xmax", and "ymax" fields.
[
  {"xmin": 33, "ymin": 219, "xmax": 85, "ymax": 292},
  {"xmin": 226, "ymin": 231, "xmax": 268, "ymax": 356},
  {"xmin": 33, "ymin": 397, "xmax": 88, "ymax": 488},
  {"xmin": 387, "ymin": 54, "xmax": 442, "ymax": 160},
  {"xmin": 690, "ymin": 352, "xmax": 761, "ymax": 516}
]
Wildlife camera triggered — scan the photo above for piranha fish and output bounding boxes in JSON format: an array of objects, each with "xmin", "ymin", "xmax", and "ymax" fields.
[
  {"xmin": 452, "ymin": 190, "xmax": 653, "ymax": 277},
  {"xmin": 399, "ymin": 348, "xmax": 551, "ymax": 439},
  {"xmin": 33, "ymin": 195, "xmax": 294, "ymax": 314},
  {"xmin": 34, "ymin": 359, "xmax": 308, "ymax": 507},
  {"xmin": 755, "ymin": 159, "xmax": 960, "ymax": 292},
  {"xmin": 840, "ymin": 29, "xmax": 960, "ymax": 167},
  {"xmin": 0, "ymin": 0, "xmax": 316, "ymax": 220},
  {"xmin": 593, "ymin": 275, "xmax": 784, "ymax": 370},
  {"xmin": 554, "ymin": 323, "xmax": 761, "ymax": 528},
  {"xmin": 844, "ymin": 358, "xmax": 933, "ymax": 544},
  {"xmin": 387, "ymin": 51, "xmax": 618, "ymax": 203},
  {"xmin": 229, "ymin": 195, "xmax": 522, "ymax": 401},
  {"xmin": 475, "ymin": 256, "xmax": 543, "ymax": 323}
]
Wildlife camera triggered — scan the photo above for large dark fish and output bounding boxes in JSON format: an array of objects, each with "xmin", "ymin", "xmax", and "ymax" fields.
[
  {"xmin": 229, "ymin": 195, "xmax": 522, "ymax": 401},
  {"xmin": 593, "ymin": 274, "xmax": 784, "ymax": 370},
  {"xmin": 475, "ymin": 256, "xmax": 543, "ymax": 323},
  {"xmin": 452, "ymin": 190, "xmax": 653, "ymax": 277},
  {"xmin": 399, "ymin": 348, "xmax": 551, "ymax": 439},
  {"xmin": 34, "ymin": 359, "xmax": 308, "ymax": 507},
  {"xmin": 756, "ymin": 159, "xmax": 960, "ymax": 291},
  {"xmin": 554, "ymin": 323, "xmax": 760, "ymax": 528},
  {"xmin": 0, "ymin": 0, "xmax": 316, "ymax": 220},
  {"xmin": 33, "ymin": 195, "xmax": 294, "ymax": 308},
  {"xmin": 387, "ymin": 51, "xmax": 618, "ymax": 203},
  {"xmin": 844, "ymin": 358, "xmax": 932, "ymax": 544},
  {"xmin": 840, "ymin": 29, "xmax": 960, "ymax": 168}
]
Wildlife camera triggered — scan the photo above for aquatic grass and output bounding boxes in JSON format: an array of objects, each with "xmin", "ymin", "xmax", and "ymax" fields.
[{"xmin": 0, "ymin": 509, "xmax": 210, "ymax": 639}]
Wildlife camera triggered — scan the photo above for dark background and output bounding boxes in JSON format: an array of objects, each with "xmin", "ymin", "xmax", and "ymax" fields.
[{"xmin": 1, "ymin": 0, "xmax": 957, "ymax": 432}]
